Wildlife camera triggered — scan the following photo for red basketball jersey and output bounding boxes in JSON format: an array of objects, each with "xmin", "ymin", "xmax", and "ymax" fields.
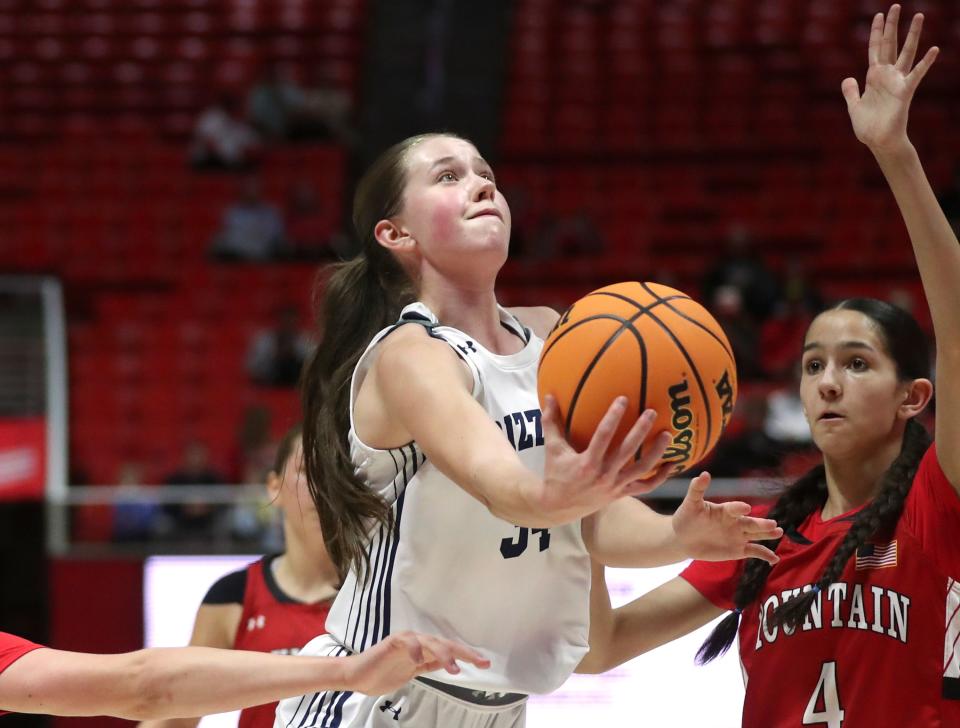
[
  {"xmin": 225, "ymin": 556, "xmax": 333, "ymax": 728},
  {"xmin": 0, "ymin": 632, "xmax": 42, "ymax": 716},
  {"xmin": 683, "ymin": 444, "xmax": 960, "ymax": 727}
]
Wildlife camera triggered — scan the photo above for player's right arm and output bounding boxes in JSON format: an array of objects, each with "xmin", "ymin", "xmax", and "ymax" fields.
[
  {"xmin": 364, "ymin": 325, "xmax": 671, "ymax": 528},
  {"xmin": 136, "ymin": 601, "xmax": 242, "ymax": 727},
  {"xmin": 576, "ymin": 563, "xmax": 722, "ymax": 674}
]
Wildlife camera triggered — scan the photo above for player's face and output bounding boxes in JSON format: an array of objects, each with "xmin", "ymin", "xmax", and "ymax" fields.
[
  {"xmin": 800, "ymin": 310, "xmax": 911, "ymax": 459},
  {"xmin": 279, "ymin": 438, "xmax": 323, "ymax": 537},
  {"xmin": 394, "ymin": 136, "xmax": 511, "ymax": 280}
]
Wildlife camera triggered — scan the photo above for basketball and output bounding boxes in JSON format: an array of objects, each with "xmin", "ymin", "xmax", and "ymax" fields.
[{"xmin": 537, "ymin": 281, "xmax": 737, "ymax": 475}]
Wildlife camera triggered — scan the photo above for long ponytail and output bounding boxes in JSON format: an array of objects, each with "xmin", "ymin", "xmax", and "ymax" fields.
[{"xmin": 300, "ymin": 134, "xmax": 451, "ymax": 579}]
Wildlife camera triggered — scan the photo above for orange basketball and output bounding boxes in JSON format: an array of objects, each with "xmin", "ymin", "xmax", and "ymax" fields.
[{"xmin": 537, "ymin": 281, "xmax": 738, "ymax": 475}]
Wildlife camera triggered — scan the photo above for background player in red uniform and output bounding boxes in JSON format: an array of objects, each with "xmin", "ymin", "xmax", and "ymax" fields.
[
  {"xmin": 140, "ymin": 424, "xmax": 339, "ymax": 728},
  {"xmin": 577, "ymin": 6, "xmax": 960, "ymax": 727},
  {"xmin": 0, "ymin": 629, "xmax": 489, "ymax": 720}
]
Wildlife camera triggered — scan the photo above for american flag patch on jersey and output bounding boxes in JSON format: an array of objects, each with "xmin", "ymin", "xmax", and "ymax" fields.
[{"xmin": 855, "ymin": 540, "xmax": 898, "ymax": 570}]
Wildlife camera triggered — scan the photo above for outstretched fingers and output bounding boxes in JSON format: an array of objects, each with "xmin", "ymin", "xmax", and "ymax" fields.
[
  {"xmin": 881, "ymin": 4, "xmax": 901, "ymax": 66},
  {"xmin": 745, "ymin": 542, "xmax": 780, "ymax": 565},
  {"xmin": 419, "ymin": 635, "xmax": 460, "ymax": 675},
  {"xmin": 583, "ymin": 396, "xmax": 630, "ymax": 462},
  {"xmin": 896, "ymin": 12, "xmax": 923, "ymax": 71},
  {"xmin": 841, "ymin": 77, "xmax": 861, "ymax": 111},
  {"xmin": 608, "ymin": 408, "xmax": 658, "ymax": 470},
  {"xmin": 681, "ymin": 471, "xmax": 713, "ymax": 504},
  {"xmin": 907, "ymin": 45, "xmax": 939, "ymax": 91},
  {"xmin": 620, "ymin": 458, "xmax": 674, "ymax": 496},
  {"xmin": 738, "ymin": 514, "xmax": 783, "ymax": 541},
  {"xmin": 540, "ymin": 394, "xmax": 565, "ymax": 443},
  {"xmin": 868, "ymin": 11, "xmax": 884, "ymax": 66}
]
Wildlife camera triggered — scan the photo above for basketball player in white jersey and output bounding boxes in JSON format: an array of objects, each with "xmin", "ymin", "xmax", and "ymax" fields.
[{"xmin": 279, "ymin": 133, "xmax": 782, "ymax": 727}]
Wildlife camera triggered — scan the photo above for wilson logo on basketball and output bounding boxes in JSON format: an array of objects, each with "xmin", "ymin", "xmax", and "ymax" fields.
[{"xmin": 664, "ymin": 379, "xmax": 694, "ymax": 471}]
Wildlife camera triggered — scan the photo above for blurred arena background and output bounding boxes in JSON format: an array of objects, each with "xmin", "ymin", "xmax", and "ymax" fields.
[{"xmin": 1, "ymin": 0, "xmax": 958, "ymax": 726}]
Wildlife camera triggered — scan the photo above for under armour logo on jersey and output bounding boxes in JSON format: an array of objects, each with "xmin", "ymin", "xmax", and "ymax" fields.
[
  {"xmin": 379, "ymin": 700, "xmax": 401, "ymax": 720},
  {"xmin": 247, "ymin": 615, "xmax": 266, "ymax": 631},
  {"xmin": 456, "ymin": 340, "xmax": 477, "ymax": 356}
]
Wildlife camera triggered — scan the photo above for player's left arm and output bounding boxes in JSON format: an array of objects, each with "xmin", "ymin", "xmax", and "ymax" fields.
[
  {"xmin": 842, "ymin": 7, "xmax": 959, "ymax": 489},
  {"xmin": 583, "ymin": 472, "xmax": 781, "ymax": 567}
]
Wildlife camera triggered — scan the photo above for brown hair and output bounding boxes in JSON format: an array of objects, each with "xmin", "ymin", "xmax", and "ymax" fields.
[
  {"xmin": 272, "ymin": 422, "xmax": 303, "ymax": 476},
  {"xmin": 301, "ymin": 133, "xmax": 462, "ymax": 579}
]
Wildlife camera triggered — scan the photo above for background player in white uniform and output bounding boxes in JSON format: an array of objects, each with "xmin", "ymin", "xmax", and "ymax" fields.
[{"xmin": 278, "ymin": 133, "xmax": 783, "ymax": 728}]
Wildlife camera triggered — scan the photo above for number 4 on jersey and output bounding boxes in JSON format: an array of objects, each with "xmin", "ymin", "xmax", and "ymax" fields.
[{"xmin": 803, "ymin": 661, "xmax": 845, "ymax": 727}]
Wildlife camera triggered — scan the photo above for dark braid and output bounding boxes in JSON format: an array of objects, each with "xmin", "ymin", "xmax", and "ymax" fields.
[
  {"xmin": 696, "ymin": 465, "xmax": 827, "ymax": 664},
  {"xmin": 773, "ymin": 418, "xmax": 931, "ymax": 630}
]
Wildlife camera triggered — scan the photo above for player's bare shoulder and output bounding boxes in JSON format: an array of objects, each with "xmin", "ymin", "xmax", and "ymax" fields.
[
  {"xmin": 507, "ymin": 306, "xmax": 561, "ymax": 340},
  {"xmin": 370, "ymin": 322, "xmax": 473, "ymax": 394}
]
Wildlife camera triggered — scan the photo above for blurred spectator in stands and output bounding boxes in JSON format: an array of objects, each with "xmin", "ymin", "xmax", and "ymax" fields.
[
  {"xmin": 759, "ymin": 257, "xmax": 822, "ymax": 379},
  {"xmin": 190, "ymin": 93, "xmax": 260, "ymax": 171},
  {"xmin": 702, "ymin": 224, "xmax": 779, "ymax": 321},
  {"xmin": 285, "ymin": 180, "xmax": 347, "ymax": 259},
  {"xmin": 112, "ymin": 460, "xmax": 165, "ymax": 542},
  {"xmin": 163, "ymin": 441, "xmax": 226, "ymax": 536},
  {"xmin": 529, "ymin": 210, "xmax": 606, "ymax": 259},
  {"xmin": 247, "ymin": 64, "xmax": 305, "ymax": 141},
  {"xmin": 295, "ymin": 67, "xmax": 359, "ymax": 145},
  {"xmin": 246, "ymin": 306, "xmax": 315, "ymax": 387},
  {"xmin": 210, "ymin": 175, "xmax": 287, "ymax": 261},
  {"xmin": 248, "ymin": 63, "xmax": 358, "ymax": 145},
  {"xmin": 711, "ymin": 284, "xmax": 763, "ymax": 381}
]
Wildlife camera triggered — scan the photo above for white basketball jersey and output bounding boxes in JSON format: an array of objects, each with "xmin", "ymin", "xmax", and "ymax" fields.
[{"xmin": 324, "ymin": 302, "xmax": 591, "ymax": 695}]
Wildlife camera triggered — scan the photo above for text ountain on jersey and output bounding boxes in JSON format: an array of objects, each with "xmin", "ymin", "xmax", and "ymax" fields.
[{"xmin": 754, "ymin": 582, "xmax": 911, "ymax": 649}]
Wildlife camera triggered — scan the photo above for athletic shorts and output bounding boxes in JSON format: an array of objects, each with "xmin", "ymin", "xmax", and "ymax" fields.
[{"xmin": 275, "ymin": 634, "xmax": 527, "ymax": 728}]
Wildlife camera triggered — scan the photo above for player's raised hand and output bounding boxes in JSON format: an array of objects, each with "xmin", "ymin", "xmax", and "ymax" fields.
[
  {"xmin": 671, "ymin": 472, "xmax": 782, "ymax": 564},
  {"xmin": 841, "ymin": 5, "xmax": 939, "ymax": 154},
  {"xmin": 343, "ymin": 632, "xmax": 490, "ymax": 696},
  {"xmin": 538, "ymin": 394, "xmax": 674, "ymax": 522}
]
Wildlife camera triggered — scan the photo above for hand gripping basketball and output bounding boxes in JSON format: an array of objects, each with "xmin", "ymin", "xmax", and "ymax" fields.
[
  {"xmin": 535, "ymin": 393, "xmax": 674, "ymax": 524},
  {"xmin": 538, "ymin": 282, "xmax": 738, "ymax": 478}
]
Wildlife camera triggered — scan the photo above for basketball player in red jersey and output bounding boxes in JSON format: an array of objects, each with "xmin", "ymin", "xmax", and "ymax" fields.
[
  {"xmin": 0, "ymin": 629, "xmax": 488, "ymax": 720},
  {"xmin": 140, "ymin": 425, "xmax": 338, "ymax": 728},
  {"xmin": 578, "ymin": 6, "xmax": 959, "ymax": 727}
]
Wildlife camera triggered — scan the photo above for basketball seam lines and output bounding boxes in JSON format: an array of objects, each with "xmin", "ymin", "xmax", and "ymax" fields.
[
  {"xmin": 637, "ymin": 283, "xmax": 735, "ymax": 362},
  {"xmin": 562, "ymin": 312, "xmax": 648, "ymax": 442},
  {"xmin": 634, "ymin": 293, "xmax": 714, "ymax": 465},
  {"xmin": 591, "ymin": 286, "xmax": 725, "ymax": 466}
]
